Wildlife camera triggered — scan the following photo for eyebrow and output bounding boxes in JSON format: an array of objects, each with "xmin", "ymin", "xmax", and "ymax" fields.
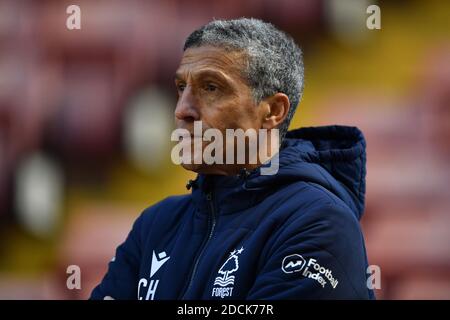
[{"xmin": 175, "ymin": 69, "xmax": 233, "ymax": 85}]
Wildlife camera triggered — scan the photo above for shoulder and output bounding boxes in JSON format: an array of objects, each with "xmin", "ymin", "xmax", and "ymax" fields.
[
  {"xmin": 266, "ymin": 181, "xmax": 363, "ymax": 253},
  {"xmin": 141, "ymin": 194, "xmax": 192, "ymax": 218},
  {"xmin": 260, "ymin": 184, "xmax": 370, "ymax": 298},
  {"xmin": 135, "ymin": 194, "xmax": 193, "ymax": 236},
  {"xmin": 276, "ymin": 180, "xmax": 359, "ymax": 226}
]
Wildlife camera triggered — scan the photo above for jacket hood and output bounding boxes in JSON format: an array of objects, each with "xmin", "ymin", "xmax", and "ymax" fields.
[{"xmin": 190, "ymin": 125, "xmax": 367, "ymax": 220}]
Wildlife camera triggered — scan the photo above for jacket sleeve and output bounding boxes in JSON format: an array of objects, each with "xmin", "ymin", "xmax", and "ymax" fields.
[
  {"xmin": 246, "ymin": 204, "xmax": 373, "ymax": 300},
  {"xmin": 89, "ymin": 213, "xmax": 144, "ymax": 300}
]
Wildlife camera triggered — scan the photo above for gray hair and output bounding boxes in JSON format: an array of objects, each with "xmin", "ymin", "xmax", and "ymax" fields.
[{"xmin": 184, "ymin": 18, "xmax": 304, "ymax": 141}]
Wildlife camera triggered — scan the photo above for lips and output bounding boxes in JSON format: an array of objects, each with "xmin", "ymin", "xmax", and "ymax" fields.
[
  {"xmin": 182, "ymin": 133, "xmax": 202, "ymax": 138},
  {"xmin": 179, "ymin": 131, "xmax": 205, "ymax": 139},
  {"xmin": 179, "ymin": 133, "xmax": 204, "ymax": 143}
]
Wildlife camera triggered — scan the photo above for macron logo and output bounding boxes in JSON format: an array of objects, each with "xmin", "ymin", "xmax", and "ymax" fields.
[{"xmin": 150, "ymin": 251, "xmax": 170, "ymax": 278}]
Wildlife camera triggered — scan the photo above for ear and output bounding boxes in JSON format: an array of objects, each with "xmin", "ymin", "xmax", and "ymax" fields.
[{"xmin": 260, "ymin": 93, "xmax": 290, "ymax": 130}]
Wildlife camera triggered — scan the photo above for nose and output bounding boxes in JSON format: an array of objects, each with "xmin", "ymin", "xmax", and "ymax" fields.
[{"xmin": 175, "ymin": 86, "xmax": 200, "ymax": 123}]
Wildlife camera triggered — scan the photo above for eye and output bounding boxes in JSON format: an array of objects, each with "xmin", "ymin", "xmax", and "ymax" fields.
[
  {"xmin": 204, "ymin": 83, "xmax": 218, "ymax": 92},
  {"xmin": 176, "ymin": 83, "xmax": 186, "ymax": 92}
]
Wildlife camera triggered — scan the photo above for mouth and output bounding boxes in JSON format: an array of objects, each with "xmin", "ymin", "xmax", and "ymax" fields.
[
  {"xmin": 179, "ymin": 130, "xmax": 205, "ymax": 138},
  {"xmin": 179, "ymin": 133, "xmax": 204, "ymax": 141}
]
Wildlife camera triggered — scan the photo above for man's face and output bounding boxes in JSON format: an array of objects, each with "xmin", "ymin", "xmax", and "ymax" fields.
[{"xmin": 174, "ymin": 46, "xmax": 267, "ymax": 174}]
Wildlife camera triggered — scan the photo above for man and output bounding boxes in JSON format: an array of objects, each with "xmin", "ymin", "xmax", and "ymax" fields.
[{"xmin": 91, "ymin": 18, "xmax": 374, "ymax": 300}]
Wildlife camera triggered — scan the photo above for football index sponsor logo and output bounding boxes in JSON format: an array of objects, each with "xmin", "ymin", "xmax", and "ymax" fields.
[
  {"xmin": 282, "ymin": 254, "xmax": 306, "ymax": 273},
  {"xmin": 282, "ymin": 254, "xmax": 339, "ymax": 289}
]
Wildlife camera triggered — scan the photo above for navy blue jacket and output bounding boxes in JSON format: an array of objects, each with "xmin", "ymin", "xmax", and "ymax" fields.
[{"xmin": 91, "ymin": 126, "xmax": 375, "ymax": 300}]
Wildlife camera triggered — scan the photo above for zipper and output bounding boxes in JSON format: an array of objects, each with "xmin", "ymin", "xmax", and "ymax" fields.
[{"xmin": 180, "ymin": 190, "xmax": 217, "ymax": 299}]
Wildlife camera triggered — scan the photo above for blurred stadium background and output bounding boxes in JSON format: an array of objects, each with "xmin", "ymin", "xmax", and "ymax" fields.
[{"xmin": 0, "ymin": 0, "xmax": 449, "ymax": 299}]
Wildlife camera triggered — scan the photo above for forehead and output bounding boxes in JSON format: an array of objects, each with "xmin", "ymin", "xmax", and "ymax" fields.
[{"xmin": 176, "ymin": 46, "xmax": 246, "ymax": 79}]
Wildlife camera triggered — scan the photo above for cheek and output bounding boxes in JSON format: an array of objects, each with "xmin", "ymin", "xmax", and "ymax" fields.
[
  {"xmin": 200, "ymin": 91, "xmax": 260, "ymax": 130},
  {"xmin": 232, "ymin": 97, "xmax": 261, "ymax": 129},
  {"xmin": 211, "ymin": 105, "xmax": 242, "ymax": 130}
]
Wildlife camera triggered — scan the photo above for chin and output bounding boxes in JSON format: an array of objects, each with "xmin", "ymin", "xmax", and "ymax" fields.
[
  {"xmin": 181, "ymin": 162, "xmax": 203, "ymax": 173},
  {"xmin": 181, "ymin": 163, "xmax": 238, "ymax": 176}
]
